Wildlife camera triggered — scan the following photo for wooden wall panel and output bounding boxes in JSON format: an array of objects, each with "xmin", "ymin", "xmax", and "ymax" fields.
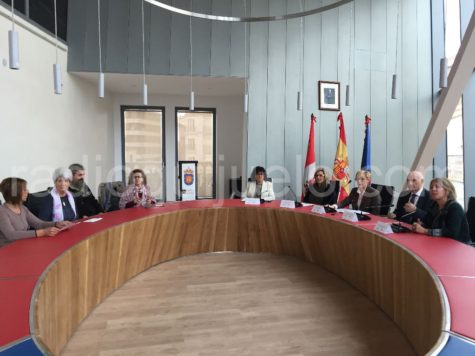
[
  {"xmin": 369, "ymin": 0, "xmax": 387, "ymax": 180},
  {"xmin": 265, "ymin": 0, "xmax": 286, "ymax": 199},
  {"xmin": 230, "ymin": 0, "xmax": 246, "ymax": 77},
  {"xmin": 210, "ymin": 0, "xmax": 232, "ymax": 76},
  {"xmin": 83, "ymin": 0, "xmax": 101, "ymax": 72},
  {"xmin": 104, "ymin": 0, "xmax": 130, "ymax": 72},
  {"xmin": 283, "ymin": 0, "xmax": 303, "ymax": 200},
  {"xmin": 148, "ymin": 2, "xmax": 172, "ymax": 75},
  {"xmin": 170, "ymin": 0, "xmax": 192, "ymax": 76},
  {"xmin": 247, "ymin": 0, "xmax": 269, "ymax": 171},
  {"xmin": 302, "ymin": 0, "xmax": 323, "ymax": 176},
  {"xmin": 191, "ymin": 0, "xmax": 212, "ymax": 76},
  {"xmin": 401, "ymin": 0, "xmax": 420, "ymax": 169}
]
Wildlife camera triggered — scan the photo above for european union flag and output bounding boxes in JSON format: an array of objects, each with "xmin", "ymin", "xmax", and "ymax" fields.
[{"xmin": 361, "ymin": 115, "xmax": 371, "ymax": 171}]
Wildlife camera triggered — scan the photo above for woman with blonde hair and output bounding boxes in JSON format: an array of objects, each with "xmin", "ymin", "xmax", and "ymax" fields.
[
  {"xmin": 412, "ymin": 178, "xmax": 470, "ymax": 243},
  {"xmin": 330, "ymin": 170, "xmax": 381, "ymax": 215},
  {"xmin": 303, "ymin": 168, "xmax": 337, "ymax": 205}
]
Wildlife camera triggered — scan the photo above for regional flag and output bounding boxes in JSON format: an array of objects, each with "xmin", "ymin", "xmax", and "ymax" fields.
[
  {"xmin": 332, "ymin": 113, "xmax": 351, "ymax": 202},
  {"xmin": 302, "ymin": 114, "xmax": 317, "ymax": 200},
  {"xmin": 361, "ymin": 115, "xmax": 371, "ymax": 171}
]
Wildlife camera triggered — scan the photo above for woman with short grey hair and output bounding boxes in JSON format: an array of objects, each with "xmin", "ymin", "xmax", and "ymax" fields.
[{"xmin": 37, "ymin": 168, "xmax": 78, "ymax": 222}]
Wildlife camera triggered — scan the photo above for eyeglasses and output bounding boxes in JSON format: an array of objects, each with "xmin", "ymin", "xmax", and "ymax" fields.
[{"xmin": 133, "ymin": 175, "xmax": 143, "ymax": 179}]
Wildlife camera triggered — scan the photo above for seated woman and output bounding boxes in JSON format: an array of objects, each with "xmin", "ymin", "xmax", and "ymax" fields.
[
  {"xmin": 330, "ymin": 170, "xmax": 381, "ymax": 215},
  {"xmin": 303, "ymin": 168, "xmax": 337, "ymax": 205},
  {"xmin": 0, "ymin": 177, "xmax": 71, "ymax": 247},
  {"xmin": 412, "ymin": 178, "xmax": 470, "ymax": 244},
  {"xmin": 245, "ymin": 166, "xmax": 275, "ymax": 201},
  {"xmin": 119, "ymin": 169, "xmax": 155, "ymax": 209},
  {"xmin": 38, "ymin": 168, "xmax": 78, "ymax": 222}
]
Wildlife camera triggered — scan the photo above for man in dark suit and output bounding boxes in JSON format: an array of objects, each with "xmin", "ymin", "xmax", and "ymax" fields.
[{"xmin": 390, "ymin": 171, "xmax": 434, "ymax": 223}]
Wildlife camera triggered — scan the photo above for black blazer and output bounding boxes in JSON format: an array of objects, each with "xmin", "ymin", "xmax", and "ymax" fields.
[
  {"xmin": 69, "ymin": 184, "xmax": 103, "ymax": 218},
  {"xmin": 422, "ymin": 200, "xmax": 471, "ymax": 244},
  {"xmin": 393, "ymin": 188, "xmax": 434, "ymax": 223},
  {"xmin": 37, "ymin": 194, "xmax": 78, "ymax": 222},
  {"xmin": 303, "ymin": 182, "xmax": 338, "ymax": 205},
  {"xmin": 337, "ymin": 186, "xmax": 382, "ymax": 215}
]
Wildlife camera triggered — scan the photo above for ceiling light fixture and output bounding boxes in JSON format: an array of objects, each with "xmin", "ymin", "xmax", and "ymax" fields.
[
  {"xmin": 144, "ymin": 0, "xmax": 352, "ymax": 22},
  {"xmin": 8, "ymin": 0, "xmax": 19, "ymax": 70}
]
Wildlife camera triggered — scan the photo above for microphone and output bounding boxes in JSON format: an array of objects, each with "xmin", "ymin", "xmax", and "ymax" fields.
[
  {"xmin": 398, "ymin": 210, "xmax": 416, "ymax": 220},
  {"xmin": 287, "ymin": 185, "xmax": 303, "ymax": 208},
  {"xmin": 391, "ymin": 210, "xmax": 416, "ymax": 233}
]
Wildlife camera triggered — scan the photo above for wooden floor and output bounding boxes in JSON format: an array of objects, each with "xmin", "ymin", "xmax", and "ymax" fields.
[{"xmin": 62, "ymin": 253, "xmax": 416, "ymax": 356}]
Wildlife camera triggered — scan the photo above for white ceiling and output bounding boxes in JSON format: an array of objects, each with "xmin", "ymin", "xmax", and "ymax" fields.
[{"xmin": 72, "ymin": 72, "xmax": 245, "ymax": 97}]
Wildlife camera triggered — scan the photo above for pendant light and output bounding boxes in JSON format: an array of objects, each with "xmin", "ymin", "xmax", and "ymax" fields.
[
  {"xmin": 189, "ymin": 0, "xmax": 194, "ymax": 111},
  {"xmin": 297, "ymin": 0, "xmax": 304, "ymax": 111},
  {"xmin": 141, "ymin": 0, "xmax": 148, "ymax": 105},
  {"xmin": 97, "ymin": 0, "xmax": 104, "ymax": 98},
  {"xmin": 243, "ymin": 0, "xmax": 248, "ymax": 113},
  {"xmin": 345, "ymin": 3, "xmax": 353, "ymax": 106},
  {"xmin": 8, "ymin": 0, "xmax": 19, "ymax": 70},
  {"xmin": 439, "ymin": 0, "xmax": 448, "ymax": 88},
  {"xmin": 391, "ymin": 0, "xmax": 400, "ymax": 99}
]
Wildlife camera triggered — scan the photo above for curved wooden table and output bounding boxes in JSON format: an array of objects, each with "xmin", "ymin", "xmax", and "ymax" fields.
[{"xmin": 1, "ymin": 200, "xmax": 475, "ymax": 355}]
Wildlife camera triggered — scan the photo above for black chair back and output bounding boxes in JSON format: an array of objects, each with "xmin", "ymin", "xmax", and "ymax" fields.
[
  {"xmin": 370, "ymin": 183, "xmax": 394, "ymax": 216},
  {"xmin": 328, "ymin": 180, "xmax": 340, "ymax": 205},
  {"xmin": 98, "ymin": 182, "xmax": 125, "ymax": 212},
  {"xmin": 466, "ymin": 196, "xmax": 475, "ymax": 244},
  {"xmin": 229, "ymin": 177, "xmax": 242, "ymax": 199},
  {"xmin": 24, "ymin": 188, "xmax": 52, "ymax": 218}
]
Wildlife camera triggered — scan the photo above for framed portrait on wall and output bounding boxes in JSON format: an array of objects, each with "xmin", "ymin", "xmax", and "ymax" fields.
[{"xmin": 318, "ymin": 81, "xmax": 340, "ymax": 111}]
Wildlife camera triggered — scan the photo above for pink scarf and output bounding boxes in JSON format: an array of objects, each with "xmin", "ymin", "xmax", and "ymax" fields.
[{"xmin": 51, "ymin": 188, "xmax": 76, "ymax": 222}]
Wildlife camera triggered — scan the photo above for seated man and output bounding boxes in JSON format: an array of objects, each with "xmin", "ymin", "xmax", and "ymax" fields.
[
  {"xmin": 69, "ymin": 163, "xmax": 103, "ymax": 218},
  {"xmin": 246, "ymin": 166, "xmax": 275, "ymax": 201},
  {"xmin": 389, "ymin": 171, "xmax": 434, "ymax": 224}
]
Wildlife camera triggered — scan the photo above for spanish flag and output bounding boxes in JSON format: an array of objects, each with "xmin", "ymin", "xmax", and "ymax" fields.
[{"xmin": 332, "ymin": 113, "xmax": 351, "ymax": 202}]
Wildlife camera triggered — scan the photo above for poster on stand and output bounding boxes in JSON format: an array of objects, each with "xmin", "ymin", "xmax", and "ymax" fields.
[{"xmin": 179, "ymin": 161, "xmax": 198, "ymax": 201}]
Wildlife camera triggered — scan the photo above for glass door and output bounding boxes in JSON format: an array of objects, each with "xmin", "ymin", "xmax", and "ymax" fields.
[{"xmin": 176, "ymin": 109, "xmax": 216, "ymax": 199}]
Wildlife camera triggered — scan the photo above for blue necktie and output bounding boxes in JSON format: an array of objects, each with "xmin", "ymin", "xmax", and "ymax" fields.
[{"xmin": 409, "ymin": 193, "xmax": 417, "ymax": 204}]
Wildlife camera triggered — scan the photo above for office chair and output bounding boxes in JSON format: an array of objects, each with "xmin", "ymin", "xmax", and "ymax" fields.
[
  {"xmin": 24, "ymin": 188, "xmax": 52, "ymax": 218},
  {"xmin": 98, "ymin": 181, "xmax": 125, "ymax": 212},
  {"xmin": 370, "ymin": 183, "xmax": 394, "ymax": 216},
  {"xmin": 466, "ymin": 196, "xmax": 475, "ymax": 245}
]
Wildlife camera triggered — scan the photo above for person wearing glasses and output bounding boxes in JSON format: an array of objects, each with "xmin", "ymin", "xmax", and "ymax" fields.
[
  {"xmin": 119, "ymin": 169, "xmax": 156, "ymax": 209},
  {"xmin": 303, "ymin": 168, "xmax": 337, "ymax": 205},
  {"xmin": 245, "ymin": 166, "xmax": 275, "ymax": 201}
]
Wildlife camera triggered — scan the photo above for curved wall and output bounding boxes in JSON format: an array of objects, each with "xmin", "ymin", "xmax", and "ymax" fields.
[{"xmin": 32, "ymin": 207, "xmax": 444, "ymax": 355}]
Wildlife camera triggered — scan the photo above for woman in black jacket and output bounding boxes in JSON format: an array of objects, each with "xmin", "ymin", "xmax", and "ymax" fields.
[
  {"xmin": 330, "ymin": 170, "xmax": 381, "ymax": 215},
  {"xmin": 412, "ymin": 178, "xmax": 470, "ymax": 244},
  {"xmin": 303, "ymin": 168, "xmax": 337, "ymax": 205}
]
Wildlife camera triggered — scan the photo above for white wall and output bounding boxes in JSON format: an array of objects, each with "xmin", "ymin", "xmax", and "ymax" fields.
[
  {"xmin": 0, "ymin": 9, "xmax": 115, "ymax": 198},
  {"xmin": 112, "ymin": 93, "xmax": 244, "ymax": 201}
]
